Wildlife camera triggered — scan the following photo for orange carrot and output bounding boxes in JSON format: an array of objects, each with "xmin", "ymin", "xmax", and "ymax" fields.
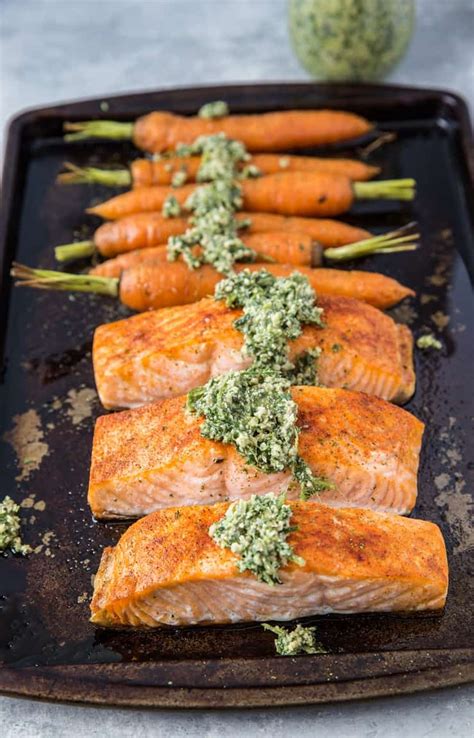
[
  {"xmin": 132, "ymin": 154, "xmax": 379, "ymax": 185},
  {"xmin": 64, "ymin": 109, "xmax": 374, "ymax": 153},
  {"xmin": 90, "ymin": 231, "xmax": 317, "ymax": 278},
  {"xmin": 58, "ymin": 155, "xmax": 380, "ymax": 188},
  {"xmin": 87, "ymin": 182, "xmax": 194, "ymax": 220},
  {"xmin": 12, "ymin": 262, "xmax": 414, "ymax": 313},
  {"xmin": 242, "ymin": 213, "xmax": 371, "ymax": 247},
  {"xmin": 57, "ymin": 212, "xmax": 371, "ymax": 261},
  {"xmin": 96, "ymin": 213, "xmax": 190, "ymax": 256},
  {"xmin": 87, "ymin": 173, "xmax": 415, "ymax": 220},
  {"xmin": 119, "ymin": 263, "xmax": 414, "ymax": 312}
]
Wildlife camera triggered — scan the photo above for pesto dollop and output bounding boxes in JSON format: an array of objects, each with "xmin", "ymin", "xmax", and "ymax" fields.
[
  {"xmin": 0, "ymin": 496, "xmax": 31, "ymax": 555},
  {"xmin": 215, "ymin": 269, "xmax": 324, "ymax": 379},
  {"xmin": 209, "ymin": 492, "xmax": 304, "ymax": 585},
  {"xmin": 262, "ymin": 623, "xmax": 326, "ymax": 655},
  {"xmin": 182, "ymin": 134, "xmax": 249, "ymax": 183},
  {"xmin": 188, "ymin": 368, "xmax": 332, "ymax": 499},
  {"xmin": 198, "ymin": 100, "xmax": 229, "ymax": 119}
]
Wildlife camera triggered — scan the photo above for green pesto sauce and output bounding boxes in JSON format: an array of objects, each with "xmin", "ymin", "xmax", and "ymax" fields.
[
  {"xmin": 0, "ymin": 496, "xmax": 31, "ymax": 555},
  {"xmin": 416, "ymin": 333, "xmax": 442, "ymax": 350},
  {"xmin": 188, "ymin": 367, "xmax": 332, "ymax": 500},
  {"xmin": 167, "ymin": 135, "xmax": 259, "ymax": 274},
  {"xmin": 162, "ymin": 195, "xmax": 182, "ymax": 218},
  {"xmin": 167, "ymin": 182, "xmax": 255, "ymax": 275},
  {"xmin": 198, "ymin": 100, "xmax": 229, "ymax": 119},
  {"xmin": 262, "ymin": 623, "xmax": 326, "ymax": 655},
  {"xmin": 215, "ymin": 269, "xmax": 324, "ymax": 378},
  {"xmin": 209, "ymin": 492, "xmax": 304, "ymax": 585},
  {"xmin": 176, "ymin": 134, "xmax": 249, "ymax": 182},
  {"xmin": 288, "ymin": 0, "xmax": 414, "ymax": 82},
  {"xmin": 171, "ymin": 167, "xmax": 188, "ymax": 187}
]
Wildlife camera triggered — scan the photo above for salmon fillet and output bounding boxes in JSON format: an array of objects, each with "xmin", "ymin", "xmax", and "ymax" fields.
[
  {"xmin": 88, "ymin": 387, "xmax": 423, "ymax": 519},
  {"xmin": 93, "ymin": 296, "xmax": 415, "ymax": 410},
  {"xmin": 90, "ymin": 501, "xmax": 448, "ymax": 627}
]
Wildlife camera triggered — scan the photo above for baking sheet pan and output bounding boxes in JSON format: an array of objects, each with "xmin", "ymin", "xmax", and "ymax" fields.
[{"xmin": 0, "ymin": 83, "xmax": 473, "ymax": 707}]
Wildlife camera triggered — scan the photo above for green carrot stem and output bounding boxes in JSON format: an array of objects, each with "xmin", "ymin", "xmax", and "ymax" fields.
[
  {"xmin": 10, "ymin": 263, "xmax": 118, "ymax": 298},
  {"xmin": 57, "ymin": 163, "xmax": 131, "ymax": 187},
  {"xmin": 353, "ymin": 179, "xmax": 416, "ymax": 201},
  {"xmin": 64, "ymin": 120, "xmax": 134, "ymax": 142},
  {"xmin": 55, "ymin": 241, "xmax": 96, "ymax": 262},
  {"xmin": 324, "ymin": 227, "xmax": 419, "ymax": 261},
  {"xmin": 371, "ymin": 245, "xmax": 418, "ymax": 254}
]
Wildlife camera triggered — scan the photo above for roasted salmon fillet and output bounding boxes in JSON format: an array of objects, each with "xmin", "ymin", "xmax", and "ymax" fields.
[
  {"xmin": 90, "ymin": 501, "xmax": 448, "ymax": 627},
  {"xmin": 88, "ymin": 387, "xmax": 423, "ymax": 519},
  {"xmin": 93, "ymin": 296, "xmax": 415, "ymax": 410}
]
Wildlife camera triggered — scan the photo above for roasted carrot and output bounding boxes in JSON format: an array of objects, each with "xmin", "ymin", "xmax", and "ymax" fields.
[
  {"xmin": 87, "ymin": 182, "xmax": 194, "ymax": 220},
  {"xmin": 55, "ymin": 212, "xmax": 372, "ymax": 262},
  {"xmin": 58, "ymin": 154, "xmax": 380, "ymax": 188},
  {"xmin": 87, "ymin": 172, "xmax": 416, "ymax": 220},
  {"xmin": 88, "ymin": 224, "xmax": 419, "ymax": 279},
  {"xmin": 90, "ymin": 231, "xmax": 317, "ymax": 278},
  {"xmin": 64, "ymin": 109, "xmax": 374, "ymax": 153},
  {"xmin": 11, "ymin": 262, "xmax": 414, "ymax": 313},
  {"xmin": 118, "ymin": 263, "xmax": 415, "ymax": 312},
  {"xmin": 241, "ymin": 213, "xmax": 371, "ymax": 247},
  {"xmin": 95, "ymin": 213, "xmax": 190, "ymax": 257}
]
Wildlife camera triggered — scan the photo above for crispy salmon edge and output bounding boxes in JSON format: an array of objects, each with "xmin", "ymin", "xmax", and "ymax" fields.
[
  {"xmin": 395, "ymin": 324, "xmax": 416, "ymax": 403},
  {"xmin": 90, "ymin": 546, "xmax": 115, "ymax": 625}
]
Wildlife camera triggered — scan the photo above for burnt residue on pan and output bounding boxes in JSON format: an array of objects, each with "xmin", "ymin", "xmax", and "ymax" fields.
[{"xmin": 0, "ymin": 84, "xmax": 473, "ymax": 706}]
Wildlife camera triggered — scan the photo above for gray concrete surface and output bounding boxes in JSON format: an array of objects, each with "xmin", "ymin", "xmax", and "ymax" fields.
[{"xmin": 0, "ymin": 0, "xmax": 473, "ymax": 735}]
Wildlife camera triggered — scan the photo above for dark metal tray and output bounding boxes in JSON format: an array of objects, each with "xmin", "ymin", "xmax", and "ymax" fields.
[{"xmin": 0, "ymin": 83, "xmax": 473, "ymax": 708}]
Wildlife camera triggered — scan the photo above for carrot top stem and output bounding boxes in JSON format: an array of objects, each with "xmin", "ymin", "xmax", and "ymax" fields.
[
  {"xmin": 55, "ymin": 241, "xmax": 96, "ymax": 262},
  {"xmin": 64, "ymin": 120, "xmax": 134, "ymax": 142},
  {"xmin": 10, "ymin": 263, "xmax": 118, "ymax": 297},
  {"xmin": 324, "ymin": 225, "xmax": 419, "ymax": 261},
  {"xmin": 353, "ymin": 179, "xmax": 416, "ymax": 201},
  {"xmin": 57, "ymin": 163, "xmax": 131, "ymax": 187}
]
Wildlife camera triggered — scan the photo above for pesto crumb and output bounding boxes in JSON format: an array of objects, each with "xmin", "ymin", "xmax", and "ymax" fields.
[
  {"xmin": 417, "ymin": 333, "xmax": 442, "ymax": 350},
  {"xmin": 171, "ymin": 168, "xmax": 188, "ymax": 187},
  {"xmin": 239, "ymin": 164, "xmax": 261, "ymax": 179},
  {"xmin": 209, "ymin": 493, "xmax": 304, "ymax": 585},
  {"xmin": 331, "ymin": 343, "xmax": 342, "ymax": 353},
  {"xmin": 162, "ymin": 195, "xmax": 182, "ymax": 218},
  {"xmin": 198, "ymin": 100, "xmax": 229, "ymax": 119},
  {"xmin": 262, "ymin": 623, "xmax": 326, "ymax": 656},
  {"xmin": 0, "ymin": 496, "xmax": 31, "ymax": 555}
]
